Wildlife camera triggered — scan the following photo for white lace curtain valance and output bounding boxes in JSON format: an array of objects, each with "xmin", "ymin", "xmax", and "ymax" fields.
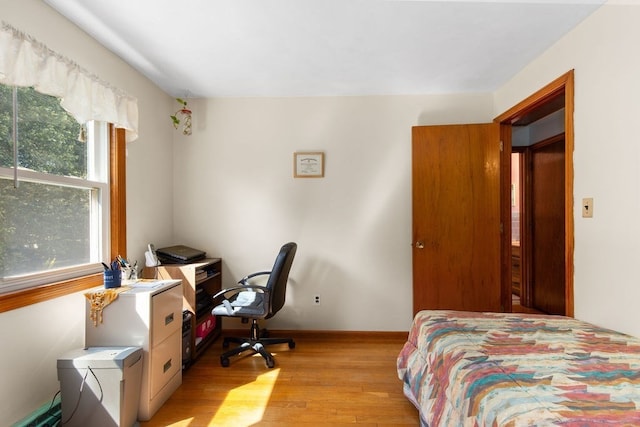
[{"xmin": 0, "ymin": 22, "xmax": 139, "ymax": 141}]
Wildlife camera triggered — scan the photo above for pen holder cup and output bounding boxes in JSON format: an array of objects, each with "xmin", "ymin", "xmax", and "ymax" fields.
[
  {"xmin": 103, "ymin": 269, "xmax": 122, "ymax": 289},
  {"xmin": 122, "ymin": 266, "xmax": 138, "ymax": 281}
]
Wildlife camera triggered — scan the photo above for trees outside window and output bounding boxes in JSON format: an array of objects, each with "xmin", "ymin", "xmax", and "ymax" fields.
[{"xmin": 0, "ymin": 84, "xmax": 109, "ymax": 293}]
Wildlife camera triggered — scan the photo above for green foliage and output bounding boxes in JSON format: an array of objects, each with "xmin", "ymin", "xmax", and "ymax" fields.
[
  {"xmin": 170, "ymin": 98, "xmax": 188, "ymax": 129},
  {"xmin": 0, "ymin": 85, "xmax": 90, "ymax": 278}
]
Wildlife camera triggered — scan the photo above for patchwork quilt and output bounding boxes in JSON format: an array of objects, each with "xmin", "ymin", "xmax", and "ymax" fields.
[{"xmin": 397, "ymin": 310, "xmax": 640, "ymax": 426}]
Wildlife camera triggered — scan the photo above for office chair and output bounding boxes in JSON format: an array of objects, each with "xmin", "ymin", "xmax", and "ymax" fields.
[{"xmin": 211, "ymin": 242, "xmax": 297, "ymax": 368}]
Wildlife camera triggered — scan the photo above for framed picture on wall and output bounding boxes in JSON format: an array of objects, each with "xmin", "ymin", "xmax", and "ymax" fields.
[{"xmin": 294, "ymin": 152, "xmax": 324, "ymax": 178}]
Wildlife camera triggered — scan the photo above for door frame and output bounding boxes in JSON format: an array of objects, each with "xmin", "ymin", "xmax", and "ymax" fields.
[{"xmin": 495, "ymin": 70, "xmax": 575, "ymax": 317}]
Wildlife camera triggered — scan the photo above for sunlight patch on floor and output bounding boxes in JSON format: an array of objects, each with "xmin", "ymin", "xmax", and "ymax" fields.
[{"xmin": 209, "ymin": 368, "xmax": 280, "ymax": 426}]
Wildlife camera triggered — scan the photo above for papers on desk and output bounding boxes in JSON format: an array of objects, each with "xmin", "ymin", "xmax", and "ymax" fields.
[{"xmin": 127, "ymin": 279, "xmax": 174, "ymax": 288}]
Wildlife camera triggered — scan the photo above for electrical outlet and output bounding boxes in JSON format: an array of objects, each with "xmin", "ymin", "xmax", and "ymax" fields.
[{"xmin": 313, "ymin": 294, "xmax": 321, "ymax": 305}]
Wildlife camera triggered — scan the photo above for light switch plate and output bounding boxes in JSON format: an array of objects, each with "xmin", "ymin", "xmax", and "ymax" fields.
[{"xmin": 582, "ymin": 198, "xmax": 593, "ymax": 218}]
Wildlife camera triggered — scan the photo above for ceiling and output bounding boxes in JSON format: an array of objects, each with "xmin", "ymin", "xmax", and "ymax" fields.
[{"xmin": 44, "ymin": 0, "xmax": 605, "ymax": 98}]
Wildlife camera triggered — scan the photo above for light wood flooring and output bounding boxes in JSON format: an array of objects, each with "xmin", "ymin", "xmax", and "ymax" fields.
[{"xmin": 140, "ymin": 331, "xmax": 420, "ymax": 427}]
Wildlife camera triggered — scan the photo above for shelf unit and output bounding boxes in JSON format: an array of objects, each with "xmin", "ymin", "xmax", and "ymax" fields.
[{"xmin": 144, "ymin": 258, "xmax": 222, "ymax": 363}]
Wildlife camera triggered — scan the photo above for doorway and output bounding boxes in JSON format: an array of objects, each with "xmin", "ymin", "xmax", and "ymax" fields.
[
  {"xmin": 497, "ymin": 70, "xmax": 574, "ymax": 317},
  {"xmin": 511, "ymin": 151, "xmax": 525, "ymax": 310},
  {"xmin": 411, "ymin": 70, "xmax": 574, "ymax": 316}
]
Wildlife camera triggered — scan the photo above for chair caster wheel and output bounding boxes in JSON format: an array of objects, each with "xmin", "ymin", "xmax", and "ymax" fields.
[
  {"xmin": 221, "ymin": 357, "xmax": 230, "ymax": 367},
  {"xmin": 266, "ymin": 358, "xmax": 275, "ymax": 368},
  {"xmin": 222, "ymin": 340, "xmax": 230, "ymax": 349},
  {"xmin": 289, "ymin": 341, "xmax": 296, "ymax": 349}
]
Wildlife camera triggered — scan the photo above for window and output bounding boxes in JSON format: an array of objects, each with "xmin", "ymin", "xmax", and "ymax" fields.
[{"xmin": 0, "ymin": 85, "xmax": 110, "ymax": 295}]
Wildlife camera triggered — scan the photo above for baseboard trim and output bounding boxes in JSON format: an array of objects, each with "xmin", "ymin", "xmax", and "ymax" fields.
[{"xmin": 220, "ymin": 329, "xmax": 409, "ymax": 340}]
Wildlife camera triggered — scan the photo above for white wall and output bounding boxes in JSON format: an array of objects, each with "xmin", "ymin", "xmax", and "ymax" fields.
[
  {"xmin": 512, "ymin": 109, "xmax": 565, "ymax": 147},
  {"xmin": 494, "ymin": 0, "xmax": 640, "ymax": 337},
  {"xmin": 172, "ymin": 94, "xmax": 494, "ymax": 332},
  {"xmin": 6, "ymin": 0, "xmax": 636, "ymax": 423},
  {"xmin": 0, "ymin": 1, "xmax": 174, "ymax": 424}
]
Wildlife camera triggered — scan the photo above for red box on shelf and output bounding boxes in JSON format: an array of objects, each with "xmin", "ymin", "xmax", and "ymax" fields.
[{"xmin": 196, "ymin": 314, "xmax": 216, "ymax": 339}]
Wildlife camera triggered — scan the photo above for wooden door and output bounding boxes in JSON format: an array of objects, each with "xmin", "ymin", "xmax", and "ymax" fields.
[
  {"xmin": 412, "ymin": 123, "xmax": 502, "ymax": 314},
  {"xmin": 531, "ymin": 135, "xmax": 565, "ymax": 314}
]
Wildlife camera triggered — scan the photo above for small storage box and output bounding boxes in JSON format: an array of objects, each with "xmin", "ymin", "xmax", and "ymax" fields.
[{"xmin": 196, "ymin": 314, "xmax": 216, "ymax": 339}]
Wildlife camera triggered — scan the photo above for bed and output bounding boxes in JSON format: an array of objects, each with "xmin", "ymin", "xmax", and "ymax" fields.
[{"xmin": 397, "ymin": 310, "xmax": 640, "ymax": 426}]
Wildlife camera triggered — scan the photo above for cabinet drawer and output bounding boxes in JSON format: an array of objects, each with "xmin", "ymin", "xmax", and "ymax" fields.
[
  {"xmin": 150, "ymin": 330, "xmax": 181, "ymax": 399},
  {"xmin": 152, "ymin": 285, "xmax": 182, "ymax": 345}
]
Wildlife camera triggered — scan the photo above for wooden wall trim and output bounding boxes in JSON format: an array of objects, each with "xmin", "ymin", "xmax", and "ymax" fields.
[
  {"xmin": 564, "ymin": 71, "xmax": 575, "ymax": 318},
  {"xmin": 0, "ymin": 274, "xmax": 102, "ymax": 312},
  {"xmin": 110, "ymin": 126, "xmax": 127, "ymax": 259},
  {"xmin": 221, "ymin": 329, "xmax": 409, "ymax": 340},
  {"xmin": 495, "ymin": 71, "xmax": 571, "ymax": 125}
]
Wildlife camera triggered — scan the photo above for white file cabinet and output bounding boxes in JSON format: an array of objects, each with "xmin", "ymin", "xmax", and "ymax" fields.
[{"xmin": 85, "ymin": 280, "xmax": 183, "ymax": 421}]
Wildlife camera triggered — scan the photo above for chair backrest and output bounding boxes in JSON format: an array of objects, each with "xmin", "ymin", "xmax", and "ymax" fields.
[{"xmin": 265, "ymin": 242, "xmax": 297, "ymax": 318}]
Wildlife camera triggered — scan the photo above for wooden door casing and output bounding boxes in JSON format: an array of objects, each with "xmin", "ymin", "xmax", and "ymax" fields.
[
  {"xmin": 412, "ymin": 123, "xmax": 502, "ymax": 314},
  {"xmin": 495, "ymin": 70, "xmax": 574, "ymax": 317}
]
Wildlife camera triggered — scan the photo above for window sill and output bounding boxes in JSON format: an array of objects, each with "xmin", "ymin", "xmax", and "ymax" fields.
[{"xmin": 0, "ymin": 273, "xmax": 103, "ymax": 313}]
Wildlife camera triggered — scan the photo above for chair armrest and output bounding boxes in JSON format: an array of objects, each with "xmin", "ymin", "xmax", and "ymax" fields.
[
  {"xmin": 240, "ymin": 270, "xmax": 271, "ymax": 284},
  {"xmin": 212, "ymin": 284, "xmax": 268, "ymax": 301},
  {"xmin": 211, "ymin": 270, "xmax": 272, "ymax": 302}
]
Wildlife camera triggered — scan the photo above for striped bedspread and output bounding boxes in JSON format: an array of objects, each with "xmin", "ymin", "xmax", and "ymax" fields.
[{"xmin": 397, "ymin": 310, "xmax": 640, "ymax": 426}]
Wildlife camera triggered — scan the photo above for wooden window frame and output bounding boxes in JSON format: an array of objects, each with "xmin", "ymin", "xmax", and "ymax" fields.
[{"xmin": 0, "ymin": 126, "xmax": 126, "ymax": 313}]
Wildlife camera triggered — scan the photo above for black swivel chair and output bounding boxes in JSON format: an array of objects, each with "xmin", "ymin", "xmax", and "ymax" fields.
[{"xmin": 211, "ymin": 242, "xmax": 297, "ymax": 368}]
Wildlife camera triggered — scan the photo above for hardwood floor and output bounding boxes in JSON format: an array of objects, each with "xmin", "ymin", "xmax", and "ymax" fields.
[
  {"xmin": 512, "ymin": 293, "xmax": 545, "ymax": 314},
  {"xmin": 141, "ymin": 331, "xmax": 420, "ymax": 427}
]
